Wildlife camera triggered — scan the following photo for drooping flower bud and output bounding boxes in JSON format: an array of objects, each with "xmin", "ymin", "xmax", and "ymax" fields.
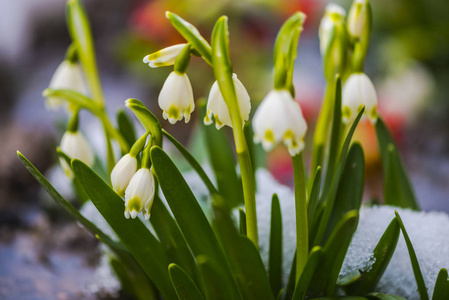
[
  {"xmin": 347, "ymin": 0, "xmax": 371, "ymax": 40},
  {"xmin": 143, "ymin": 44, "xmax": 188, "ymax": 68},
  {"xmin": 111, "ymin": 154, "xmax": 138, "ymax": 197},
  {"xmin": 59, "ymin": 130, "xmax": 95, "ymax": 178},
  {"xmin": 124, "ymin": 168, "xmax": 155, "ymax": 220},
  {"xmin": 158, "ymin": 71, "xmax": 195, "ymax": 124},
  {"xmin": 46, "ymin": 60, "xmax": 89, "ymax": 111},
  {"xmin": 319, "ymin": 4, "xmax": 348, "ymax": 81},
  {"xmin": 342, "ymin": 72, "xmax": 378, "ymax": 124},
  {"xmin": 204, "ymin": 74, "xmax": 251, "ymax": 130},
  {"xmin": 253, "ymin": 90, "xmax": 307, "ymax": 156}
]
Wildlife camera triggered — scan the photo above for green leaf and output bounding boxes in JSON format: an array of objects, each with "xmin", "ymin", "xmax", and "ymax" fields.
[
  {"xmin": 314, "ymin": 108, "xmax": 364, "ymax": 247},
  {"xmin": 343, "ymin": 218, "xmax": 400, "ymax": 294},
  {"xmin": 305, "ymin": 210, "xmax": 359, "ymax": 297},
  {"xmin": 375, "ymin": 117, "xmax": 419, "ymax": 210},
  {"xmin": 151, "ymin": 196, "xmax": 200, "ymax": 287},
  {"xmin": 307, "ymin": 166, "xmax": 322, "ymax": 223},
  {"xmin": 432, "ymin": 268, "xmax": 449, "ymax": 300},
  {"xmin": 66, "ymin": 0, "xmax": 104, "ymax": 103},
  {"xmin": 322, "ymin": 75, "xmax": 342, "ymax": 194},
  {"xmin": 269, "ymin": 194, "xmax": 283, "ymax": 296},
  {"xmin": 366, "ymin": 293, "xmax": 406, "ymax": 300},
  {"xmin": 292, "ymin": 246, "xmax": 323, "ymax": 300},
  {"xmin": 17, "ymin": 151, "xmax": 123, "ymax": 252},
  {"xmin": 150, "ymin": 146, "xmax": 240, "ymax": 296},
  {"xmin": 71, "ymin": 159, "xmax": 176, "ymax": 300},
  {"xmin": 308, "ymin": 297, "xmax": 368, "ymax": 300},
  {"xmin": 395, "ymin": 211, "xmax": 429, "ymax": 300},
  {"xmin": 324, "ymin": 142, "xmax": 365, "ymax": 242},
  {"xmin": 166, "ymin": 12, "xmax": 212, "ymax": 65},
  {"xmin": 212, "ymin": 204, "xmax": 274, "ymax": 300},
  {"xmin": 196, "ymin": 255, "xmax": 242, "ymax": 300},
  {"xmin": 126, "ymin": 98, "xmax": 162, "ymax": 147},
  {"xmin": 283, "ymin": 253, "xmax": 297, "ymax": 300},
  {"xmin": 169, "ymin": 264, "xmax": 205, "ymax": 300},
  {"xmin": 117, "ymin": 109, "xmax": 137, "ymax": 153},
  {"xmin": 163, "ymin": 129, "xmax": 218, "ymax": 196},
  {"xmin": 200, "ymin": 104, "xmax": 243, "ymax": 209}
]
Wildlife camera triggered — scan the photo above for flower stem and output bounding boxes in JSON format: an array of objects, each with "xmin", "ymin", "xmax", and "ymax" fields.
[{"xmin": 292, "ymin": 152, "xmax": 308, "ymax": 281}]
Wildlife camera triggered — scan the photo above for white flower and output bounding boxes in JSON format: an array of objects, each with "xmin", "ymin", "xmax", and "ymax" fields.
[
  {"xmin": 143, "ymin": 44, "xmax": 187, "ymax": 68},
  {"xmin": 204, "ymin": 74, "xmax": 251, "ymax": 129},
  {"xmin": 59, "ymin": 130, "xmax": 95, "ymax": 178},
  {"xmin": 124, "ymin": 168, "xmax": 155, "ymax": 220},
  {"xmin": 348, "ymin": 0, "xmax": 369, "ymax": 40},
  {"xmin": 111, "ymin": 154, "xmax": 138, "ymax": 197},
  {"xmin": 319, "ymin": 3, "xmax": 346, "ymax": 56},
  {"xmin": 342, "ymin": 72, "xmax": 378, "ymax": 124},
  {"xmin": 253, "ymin": 90, "xmax": 307, "ymax": 156},
  {"xmin": 46, "ymin": 60, "xmax": 89, "ymax": 110},
  {"xmin": 158, "ymin": 71, "xmax": 194, "ymax": 124}
]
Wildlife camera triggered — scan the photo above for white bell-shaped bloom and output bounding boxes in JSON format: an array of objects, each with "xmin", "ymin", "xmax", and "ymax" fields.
[
  {"xmin": 342, "ymin": 72, "xmax": 378, "ymax": 124},
  {"xmin": 158, "ymin": 71, "xmax": 194, "ymax": 124},
  {"xmin": 47, "ymin": 60, "xmax": 89, "ymax": 110},
  {"xmin": 319, "ymin": 3, "xmax": 346, "ymax": 56},
  {"xmin": 143, "ymin": 44, "xmax": 187, "ymax": 68},
  {"xmin": 348, "ymin": 0, "xmax": 369, "ymax": 40},
  {"xmin": 253, "ymin": 90, "xmax": 307, "ymax": 156},
  {"xmin": 124, "ymin": 168, "xmax": 155, "ymax": 220},
  {"xmin": 204, "ymin": 74, "xmax": 251, "ymax": 130},
  {"xmin": 111, "ymin": 154, "xmax": 138, "ymax": 197},
  {"xmin": 59, "ymin": 130, "xmax": 95, "ymax": 178}
]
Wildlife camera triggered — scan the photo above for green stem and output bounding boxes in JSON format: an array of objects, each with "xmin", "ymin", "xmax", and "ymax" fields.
[
  {"xmin": 236, "ymin": 140, "xmax": 258, "ymax": 248},
  {"xmin": 311, "ymin": 79, "xmax": 335, "ymax": 173},
  {"xmin": 292, "ymin": 152, "xmax": 308, "ymax": 282}
]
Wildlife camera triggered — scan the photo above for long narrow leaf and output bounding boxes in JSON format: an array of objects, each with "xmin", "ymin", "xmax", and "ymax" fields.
[
  {"xmin": 395, "ymin": 211, "xmax": 429, "ymax": 300},
  {"xmin": 151, "ymin": 196, "xmax": 199, "ymax": 287},
  {"xmin": 196, "ymin": 255, "xmax": 242, "ymax": 300},
  {"xmin": 292, "ymin": 246, "xmax": 323, "ymax": 300},
  {"xmin": 305, "ymin": 210, "xmax": 359, "ymax": 297},
  {"xmin": 314, "ymin": 109, "xmax": 364, "ymax": 246},
  {"xmin": 150, "ymin": 146, "xmax": 240, "ymax": 297},
  {"xmin": 375, "ymin": 117, "xmax": 419, "ymax": 210},
  {"xmin": 17, "ymin": 152, "xmax": 122, "ymax": 252},
  {"xmin": 71, "ymin": 159, "xmax": 176, "ymax": 299},
  {"xmin": 162, "ymin": 129, "xmax": 218, "ymax": 195},
  {"xmin": 169, "ymin": 264, "xmax": 205, "ymax": 300},
  {"xmin": 213, "ymin": 204, "xmax": 274, "ymax": 300},
  {"xmin": 432, "ymin": 268, "xmax": 449, "ymax": 300},
  {"xmin": 117, "ymin": 109, "xmax": 137, "ymax": 151},
  {"xmin": 269, "ymin": 194, "xmax": 283, "ymax": 296},
  {"xmin": 343, "ymin": 218, "xmax": 400, "ymax": 294},
  {"xmin": 324, "ymin": 142, "xmax": 364, "ymax": 242}
]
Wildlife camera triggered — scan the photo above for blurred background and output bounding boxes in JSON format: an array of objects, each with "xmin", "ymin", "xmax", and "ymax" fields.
[{"xmin": 1, "ymin": 0, "xmax": 449, "ymax": 298}]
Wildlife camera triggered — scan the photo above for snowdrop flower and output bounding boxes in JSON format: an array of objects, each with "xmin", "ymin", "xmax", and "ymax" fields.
[
  {"xmin": 204, "ymin": 74, "xmax": 251, "ymax": 129},
  {"xmin": 158, "ymin": 71, "xmax": 194, "ymax": 124},
  {"xmin": 111, "ymin": 154, "xmax": 138, "ymax": 197},
  {"xmin": 347, "ymin": 0, "xmax": 370, "ymax": 40},
  {"xmin": 342, "ymin": 72, "xmax": 378, "ymax": 124},
  {"xmin": 124, "ymin": 168, "xmax": 155, "ymax": 220},
  {"xmin": 46, "ymin": 60, "xmax": 89, "ymax": 111},
  {"xmin": 253, "ymin": 90, "xmax": 307, "ymax": 156},
  {"xmin": 59, "ymin": 130, "xmax": 95, "ymax": 178},
  {"xmin": 319, "ymin": 3, "xmax": 346, "ymax": 56},
  {"xmin": 143, "ymin": 44, "xmax": 187, "ymax": 68}
]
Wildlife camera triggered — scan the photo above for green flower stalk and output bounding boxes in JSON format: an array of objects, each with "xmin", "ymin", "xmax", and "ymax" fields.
[
  {"xmin": 312, "ymin": 3, "xmax": 349, "ymax": 174},
  {"xmin": 211, "ymin": 16, "xmax": 258, "ymax": 247},
  {"xmin": 347, "ymin": 0, "xmax": 372, "ymax": 72}
]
